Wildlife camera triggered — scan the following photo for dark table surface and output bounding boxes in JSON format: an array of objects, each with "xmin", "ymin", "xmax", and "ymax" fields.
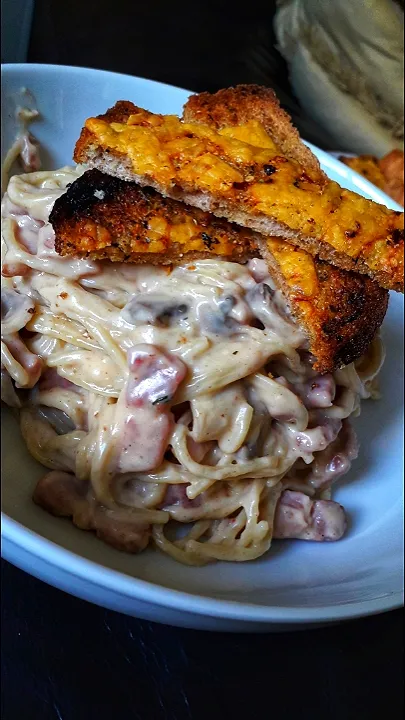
[
  {"xmin": 1, "ymin": 561, "xmax": 404, "ymax": 720},
  {"xmin": 2, "ymin": 1, "xmax": 404, "ymax": 717}
]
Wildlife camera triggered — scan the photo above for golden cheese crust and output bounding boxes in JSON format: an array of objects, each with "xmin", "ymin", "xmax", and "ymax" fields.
[
  {"xmin": 183, "ymin": 88, "xmax": 389, "ymax": 366},
  {"xmin": 183, "ymin": 85, "xmax": 324, "ymax": 179},
  {"xmin": 73, "ymin": 95, "xmax": 404, "ymax": 292},
  {"xmin": 50, "ymin": 169, "xmax": 257, "ymax": 264},
  {"xmin": 258, "ymin": 237, "xmax": 388, "ymax": 371},
  {"xmin": 51, "ymin": 169, "xmax": 388, "ymax": 373}
]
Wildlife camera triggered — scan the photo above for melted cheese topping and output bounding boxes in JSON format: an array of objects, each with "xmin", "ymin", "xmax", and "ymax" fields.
[
  {"xmin": 265, "ymin": 239, "xmax": 319, "ymax": 298},
  {"xmin": 83, "ymin": 109, "xmax": 403, "ymax": 286},
  {"xmin": 57, "ymin": 191, "xmax": 256, "ymax": 259}
]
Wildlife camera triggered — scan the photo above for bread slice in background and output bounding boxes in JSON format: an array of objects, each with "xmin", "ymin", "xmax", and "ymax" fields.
[{"xmin": 339, "ymin": 151, "xmax": 404, "ymax": 208}]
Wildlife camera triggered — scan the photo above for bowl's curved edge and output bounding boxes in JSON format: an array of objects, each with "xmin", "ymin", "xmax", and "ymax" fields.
[
  {"xmin": 2, "ymin": 514, "xmax": 403, "ymax": 625},
  {"xmin": 1, "ymin": 63, "xmax": 404, "ymax": 628},
  {"xmin": 0, "ymin": 61, "xmax": 192, "ymax": 104}
]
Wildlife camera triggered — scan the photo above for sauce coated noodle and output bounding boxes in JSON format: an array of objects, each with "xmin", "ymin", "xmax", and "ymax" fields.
[{"xmin": 1, "ymin": 167, "xmax": 384, "ymax": 564}]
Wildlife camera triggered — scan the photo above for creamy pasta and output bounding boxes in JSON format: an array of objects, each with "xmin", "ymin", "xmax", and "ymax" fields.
[{"xmin": 1, "ymin": 167, "xmax": 385, "ymax": 565}]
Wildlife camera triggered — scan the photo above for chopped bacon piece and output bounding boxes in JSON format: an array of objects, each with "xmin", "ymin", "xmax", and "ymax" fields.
[
  {"xmin": 33, "ymin": 471, "xmax": 151, "ymax": 552},
  {"xmin": 117, "ymin": 344, "xmax": 187, "ymax": 473},
  {"xmin": 274, "ymin": 490, "xmax": 346, "ymax": 541}
]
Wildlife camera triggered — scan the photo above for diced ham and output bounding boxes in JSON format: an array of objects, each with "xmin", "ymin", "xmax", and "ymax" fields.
[
  {"xmin": 117, "ymin": 344, "xmax": 187, "ymax": 473},
  {"xmin": 38, "ymin": 367, "xmax": 79, "ymax": 393},
  {"xmin": 33, "ymin": 470, "xmax": 151, "ymax": 553},
  {"xmin": 33, "ymin": 469, "xmax": 87, "ymax": 516},
  {"xmin": 273, "ymin": 490, "xmax": 347, "ymax": 541},
  {"xmin": 20, "ymin": 133, "xmax": 41, "ymax": 173},
  {"xmin": 289, "ymin": 418, "xmax": 342, "ymax": 454},
  {"xmin": 297, "ymin": 373, "xmax": 336, "ymax": 409},
  {"xmin": 126, "ymin": 344, "xmax": 187, "ymax": 407},
  {"xmin": 1, "ymin": 262, "xmax": 31, "ymax": 278},
  {"xmin": 247, "ymin": 258, "xmax": 271, "ymax": 283},
  {"xmin": 305, "ymin": 420, "xmax": 359, "ymax": 489},
  {"xmin": 162, "ymin": 483, "xmax": 202, "ymax": 509},
  {"xmin": 118, "ymin": 412, "xmax": 174, "ymax": 474}
]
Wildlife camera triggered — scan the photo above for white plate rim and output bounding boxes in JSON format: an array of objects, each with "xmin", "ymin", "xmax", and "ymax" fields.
[
  {"xmin": 2, "ymin": 514, "xmax": 403, "ymax": 622},
  {"xmin": 1, "ymin": 63, "xmax": 404, "ymax": 624}
]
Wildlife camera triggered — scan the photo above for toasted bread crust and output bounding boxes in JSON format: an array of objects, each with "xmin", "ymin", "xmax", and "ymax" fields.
[
  {"xmin": 183, "ymin": 85, "xmax": 324, "ymax": 180},
  {"xmin": 257, "ymin": 237, "xmax": 388, "ymax": 370},
  {"xmin": 52, "ymin": 170, "xmax": 388, "ymax": 372},
  {"xmin": 184, "ymin": 88, "xmax": 389, "ymax": 364},
  {"xmin": 50, "ymin": 169, "xmax": 257, "ymax": 264},
  {"xmin": 73, "ymin": 97, "xmax": 404, "ymax": 292}
]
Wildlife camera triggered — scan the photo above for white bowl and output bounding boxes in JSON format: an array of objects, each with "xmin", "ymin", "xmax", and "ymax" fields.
[{"xmin": 1, "ymin": 64, "xmax": 403, "ymax": 631}]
